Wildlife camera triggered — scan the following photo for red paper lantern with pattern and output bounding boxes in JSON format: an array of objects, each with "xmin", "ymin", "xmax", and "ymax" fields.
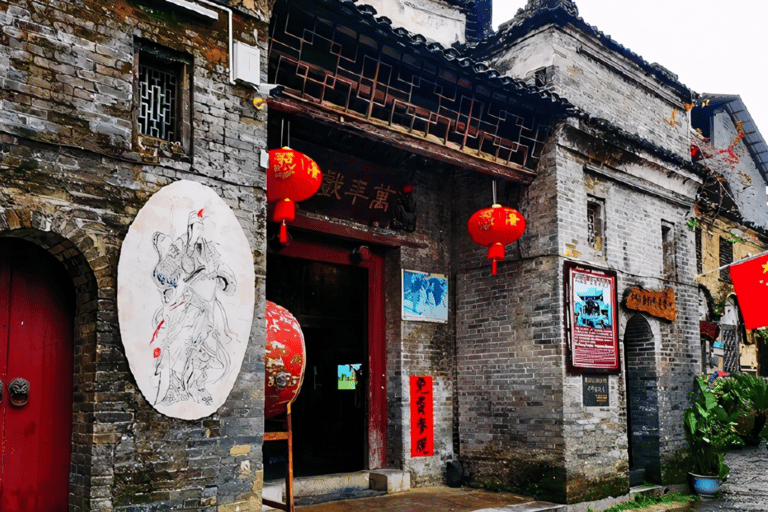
[
  {"xmin": 267, "ymin": 147, "xmax": 323, "ymax": 244},
  {"xmin": 265, "ymin": 301, "xmax": 307, "ymax": 419},
  {"xmin": 467, "ymin": 204, "xmax": 526, "ymax": 275}
]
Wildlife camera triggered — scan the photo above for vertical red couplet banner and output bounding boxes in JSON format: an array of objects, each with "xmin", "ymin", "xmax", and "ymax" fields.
[{"xmin": 410, "ymin": 375, "xmax": 434, "ymax": 457}]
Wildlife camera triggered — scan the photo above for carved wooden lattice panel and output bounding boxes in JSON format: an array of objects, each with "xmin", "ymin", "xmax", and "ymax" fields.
[
  {"xmin": 138, "ymin": 63, "xmax": 178, "ymax": 141},
  {"xmin": 270, "ymin": 1, "xmax": 557, "ymax": 173}
]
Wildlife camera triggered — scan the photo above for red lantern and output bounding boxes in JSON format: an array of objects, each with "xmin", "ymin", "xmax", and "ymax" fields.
[
  {"xmin": 265, "ymin": 301, "xmax": 307, "ymax": 419},
  {"xmin": 267, "ymin": 147, "xmax": 323, "ymax": 244},
  {"xmin": 467, "ymin": 204, "xmax": 526, "ymax": 275}
]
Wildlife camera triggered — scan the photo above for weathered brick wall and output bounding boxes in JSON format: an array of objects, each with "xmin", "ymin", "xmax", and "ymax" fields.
[
  {"xmin": 453, "ymin": 114, "xmax": 702, "ymax": 502},
  {"xmin": 384, "ymin": 167, "xmax": 456, "ymax": 486},
  {"xmin": 557, "ymin": 122, "xmax": 701, "ymax": 497},
  {"xmin": 486, "ymin": 25, "xmax": 690, "ymax": 159},
  {"xmin": 454, "ymin": 135, "xmax": 568, "ymax": 501},
  {"xmin": 0, "ymin": 0, "xmax": 270, "ymax": 510}
]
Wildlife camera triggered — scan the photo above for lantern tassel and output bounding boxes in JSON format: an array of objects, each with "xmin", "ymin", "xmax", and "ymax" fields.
[
  {"xmin": 279, "ymin": 220, "xmax": 289, "ymax": 245},
  {"xmin": 488, "ymin": 243, "xmax": 505, "ymax": 275}
]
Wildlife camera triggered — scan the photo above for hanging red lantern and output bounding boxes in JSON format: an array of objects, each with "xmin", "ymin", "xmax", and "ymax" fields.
[
  {"xmin": 267, "ymin": 147, "xmax": 323, "ymax": 244},
  {"xmin": 265, "ymin": 301, "xmax": 307, "ymax": 419},
  {"xmin": 467, "ymin": 204, "xmax": 526, "ymax": 275}
]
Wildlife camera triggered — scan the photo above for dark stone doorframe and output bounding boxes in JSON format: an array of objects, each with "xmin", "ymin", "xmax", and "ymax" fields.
[{"xmin": 623, "ymin": 314, "xmax": 661, "ymax": 484}]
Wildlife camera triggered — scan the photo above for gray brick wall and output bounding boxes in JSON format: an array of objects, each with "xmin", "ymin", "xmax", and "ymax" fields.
[
  {"xmin": 0, "ymin": 0, "xmax": 269, "ymax": 510},
  {"xmin": 486, "ymin": 26, "xmax": 690, "ymax": 159}
]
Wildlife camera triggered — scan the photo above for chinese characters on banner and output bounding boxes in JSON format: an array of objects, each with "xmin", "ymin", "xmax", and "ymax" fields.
[
  {"xmin": 567, "ymin": 264, "xmax": 620, "ymax": 371},
  {"xmin": 410, "ymin": 375, "xmax": 434, "ymax": 457},
  {"xmin": 290, "ymin": 140, "xmax": 407, "ymax": 228}
]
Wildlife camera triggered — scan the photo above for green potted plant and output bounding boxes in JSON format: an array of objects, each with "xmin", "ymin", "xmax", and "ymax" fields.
[
  {"xmin": 731, "ymin": 374, "xmax": 768, "ymax": 446},
  {"xmin": 684, "ymin": 375, "xmax": 744, "ymax": 498}
]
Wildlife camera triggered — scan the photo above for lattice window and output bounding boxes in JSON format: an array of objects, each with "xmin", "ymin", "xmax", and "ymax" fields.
[
  {"xmin": 721, "ymin": 325, "xmax": 739, "ymax": 373},
  {"xmin": 138, "ymin": 63, "xmax": 178, "ymax": 141},
  {"xmin": 269, "ymin": 1, "xmax": 567, "ymax": 176},
  {"xmin": 134, "ymin": 40, "xmax": 192, "ymax": 158}
]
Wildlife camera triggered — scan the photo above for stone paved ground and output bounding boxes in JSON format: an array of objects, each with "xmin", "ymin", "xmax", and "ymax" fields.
[
  {"xmin": 295, "ymin": 486, "xmax": 531, "ymax": 512},
  {"xmin": 691, "ymin": 442, "xmax": 768, "ymax": 512}
]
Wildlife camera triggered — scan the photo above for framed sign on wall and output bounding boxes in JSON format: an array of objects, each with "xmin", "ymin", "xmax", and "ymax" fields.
[
  {"xmin": 402, "ymin": 270, "xmax": 448, "ymax": 323},
  {"xmin": 564, "ymin": 262, "xmax": 620, "ymax": 373}
]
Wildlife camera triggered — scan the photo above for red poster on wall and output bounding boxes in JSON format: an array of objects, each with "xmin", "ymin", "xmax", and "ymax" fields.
[
  {"xmin": 566, "ymin": 263, "xmax": 620, "ymax": 372},
  {"xmin": 410, "ymin": 375, "xmax": 434, "ymax": 457}
]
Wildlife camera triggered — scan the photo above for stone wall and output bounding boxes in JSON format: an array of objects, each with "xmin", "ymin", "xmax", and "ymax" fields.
[
  {"xmin": 454, "ymin": 135, "xmax": 568, "ymax": 501},
  {"xmin": 454, "ymin": 116, "xmax": 702, "ymax": 502},
  {"xmin": 0, "ymin": 0, "xmax": 270, "ymax": 509},
  {"xmin": 383, "ymin": 166, "xmax": 457, "ymax": 486},
  {"xmin": 558, "ymin": 122, "xmax": 701, "ymax": 497},
  {"xmin": 359, "ymin": 0, "xmax": 466, "ymax": 47}
]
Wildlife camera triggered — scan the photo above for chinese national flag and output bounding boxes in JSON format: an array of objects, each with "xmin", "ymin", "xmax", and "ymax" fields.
[{"xmin": 729, "ymin": 254, "xmax": 768, "ymax": 329}]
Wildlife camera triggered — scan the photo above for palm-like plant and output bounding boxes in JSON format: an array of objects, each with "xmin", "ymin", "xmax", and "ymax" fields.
[
  {"xmin": 731, "ymin": 374, "xmax": 768, "ymax": 446},
  {"xmin": 684, "ymin": 376, "xmax": 744, "ymax": 479}
]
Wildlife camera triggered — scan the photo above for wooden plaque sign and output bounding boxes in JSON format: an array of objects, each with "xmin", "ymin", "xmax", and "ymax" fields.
[{"xmin": 625, "ymin": 287, "xmax": 676, "ymax": 321}]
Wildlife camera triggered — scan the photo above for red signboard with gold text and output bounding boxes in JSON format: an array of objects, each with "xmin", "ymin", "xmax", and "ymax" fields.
[
  {"xmin": 566, "ymin": 263, "xmax": 620, "ymax": 372},
  {"xmin": 410, "ymin": 376, "xmax": 434, "ymax": 457}
]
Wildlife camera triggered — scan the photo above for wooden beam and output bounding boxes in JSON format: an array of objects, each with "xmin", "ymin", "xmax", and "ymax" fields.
[
  {"xmin": 285, "ymin": 213, "xmax": 429, "ymax": 249},
  {"xmin": 269, "ymin": 96, "xmax": 537, "ymax": 185}
]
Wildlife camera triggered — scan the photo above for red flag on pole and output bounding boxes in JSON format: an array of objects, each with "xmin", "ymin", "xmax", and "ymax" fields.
[{"xmin": 729, "ymin": 254, "xmax": 768, "ymax": 329}]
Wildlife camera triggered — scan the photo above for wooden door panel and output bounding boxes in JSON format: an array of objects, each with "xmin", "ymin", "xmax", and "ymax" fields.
[
  {"xmin": 0, "ymin": 255, "xmax": 10, "ymax": 495},
  {"xmin": 0, "ymin": 240, "xmax": 73, "ymax": 512}
]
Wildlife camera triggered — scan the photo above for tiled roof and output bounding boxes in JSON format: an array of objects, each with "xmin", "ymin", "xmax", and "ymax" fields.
[
  {"xmin": 302, "ymin": 0, "xmax": 706, "ymax": 175},
  {"xmin": 335, "ymin": 0, "xmax": 576, "ymax": 113}
]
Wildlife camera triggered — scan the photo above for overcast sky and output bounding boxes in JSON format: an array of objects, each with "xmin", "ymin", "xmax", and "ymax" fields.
[{"xmin": 492, "ymin": 0, "xmax": 768, "ymax": 139}]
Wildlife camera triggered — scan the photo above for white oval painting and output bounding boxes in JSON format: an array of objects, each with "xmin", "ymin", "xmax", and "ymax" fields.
[{"xmin": 118, "ymin": 180, "xmax": 255, "ymax": 420}]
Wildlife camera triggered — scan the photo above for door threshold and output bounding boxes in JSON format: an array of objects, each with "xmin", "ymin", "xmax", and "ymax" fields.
[{"xmin": 263, "ymin": 470, "xmax": 411, "ymax": 509}]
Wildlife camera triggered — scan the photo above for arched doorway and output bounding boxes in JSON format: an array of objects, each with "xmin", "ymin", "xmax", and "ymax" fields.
[
  {"xmin": 624, "ymin": 314, "xmax": 661, "ymax": 485},
  {"xmin": 0, "ymin": 237, "xmax": 75, "ymax": 511}
]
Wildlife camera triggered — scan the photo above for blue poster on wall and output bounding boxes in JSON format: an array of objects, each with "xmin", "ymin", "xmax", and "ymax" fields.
[{"xmin": 402, "ymin": 270, "xmax": 448, "ymax": 323}]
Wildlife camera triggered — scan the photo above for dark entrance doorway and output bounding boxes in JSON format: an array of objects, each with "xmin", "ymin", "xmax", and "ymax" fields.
[
  {"xmin": 265, "ymin": 237, "xmax": 385, "ymax": 478},
  {"xmin": 0, "ymin": 238, "xmax": 75, "ymax": 511},
  {"xmin": 623, "ymin": 314, "xmax": 661, "ymax": 485}
]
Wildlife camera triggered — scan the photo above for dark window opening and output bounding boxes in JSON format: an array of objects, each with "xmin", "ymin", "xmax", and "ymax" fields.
[
  {"xmin": 587, "ymin": 198, "xmax": 604, "ymax": 255},
  {"xmin": 695, "ymin": 227, "xmax": 702, "ymax": 275},
  {"xmin": 719, "ymin": 236, "xmax": 733, "ymax": 283},
  {"xmin": 662, "ymin": 221, "xmax": 675, "ymax": 280}
]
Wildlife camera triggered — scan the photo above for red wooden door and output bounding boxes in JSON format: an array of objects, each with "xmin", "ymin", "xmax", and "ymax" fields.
[{"xmin": 0, "ymin": 239, "xmax": 74, "ymax": 512}]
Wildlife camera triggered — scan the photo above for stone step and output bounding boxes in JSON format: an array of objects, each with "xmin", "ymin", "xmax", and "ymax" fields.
[{"xmin": 263, "ymin": 470, "xmax": 411, "ymax": 510}]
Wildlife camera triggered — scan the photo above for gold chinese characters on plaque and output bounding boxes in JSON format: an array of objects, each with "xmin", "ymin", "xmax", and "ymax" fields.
[{"xmin": 625, "ymin": 287, "xmax": 676, "ymax": 321}]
